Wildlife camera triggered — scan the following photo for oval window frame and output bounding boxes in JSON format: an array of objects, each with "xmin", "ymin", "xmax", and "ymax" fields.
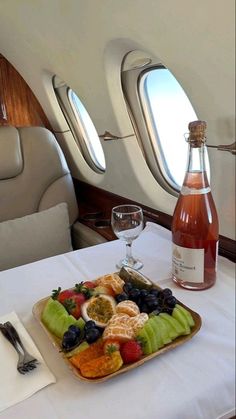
[
  {"xmin": 122, "ymin": 59, "xmax": 210, "ymax": 195},
  {"xmin": 53, "ymin": 77, "xmax": 106, "ymax": 174}
]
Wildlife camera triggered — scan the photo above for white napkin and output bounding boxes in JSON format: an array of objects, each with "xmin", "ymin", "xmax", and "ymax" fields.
[{"xmin": 0, "ymin": 311, "xmax": 56, "ymax": 413}]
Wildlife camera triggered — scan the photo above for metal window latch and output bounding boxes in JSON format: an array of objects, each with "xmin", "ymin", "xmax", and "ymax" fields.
[
  {"xmin": 207, "ymin": 141, "xmax": 236, "ymax": 155},
  {"xmin": 99, "ymin": 131, "xmax": 135, "ymax": 141}
]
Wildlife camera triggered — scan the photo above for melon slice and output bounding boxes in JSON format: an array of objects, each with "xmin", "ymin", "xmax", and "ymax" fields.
[
  {"xmin": 136, "ymin": 328, "xmax": 152, "ymax": 355},
  {"xmin": 159, "ymin": 316, "xmax": 179, "ymax": 340},
  {"xmin": 152, "ymin": 316, "xmax": 172, "ymax": 345},
  {"xmin": 175, "ymin": 304, "xmax": 195, "ymax": 327},
  {"xmin": 147, "ymin": 318, "xmax": 164, "ymax": 350},
  {"xmin": 42, "ymin": 298, "xmax": 67, "ymax": 327},
  {"xmin": 172, "ymin": 307, "xmax": 190, "ymax": 335},
  {"xmin": 144, "ymin": 321, "xmax": 158, "ymax": 352},
  {"xmin": 159, "ymin": 313, "xmax": 185, "ymax": 336},
  {"xmin": 65, "ymin": 341, "xmax": 89, "ymax": 358},
  {"xmin": 42, "ymin": 298, "xmax": 85, "ymax": 338},
  {"xmin": 53, "ymin": 313, "xmax": 68, "ymax": 337},
  {"xmin": 76, "ymin": 317, "xmax": 85, "ymax": 331}
]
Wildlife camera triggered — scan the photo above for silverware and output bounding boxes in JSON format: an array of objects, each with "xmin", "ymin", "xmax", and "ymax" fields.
[{"xmin": 0, "ymin": 322, "xmax": 38, "ymax": 374}]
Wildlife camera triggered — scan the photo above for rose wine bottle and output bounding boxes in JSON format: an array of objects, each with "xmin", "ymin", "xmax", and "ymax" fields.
[{"xmin": 172, "ymin": 121, "xmax": 219, "ymax": 290}]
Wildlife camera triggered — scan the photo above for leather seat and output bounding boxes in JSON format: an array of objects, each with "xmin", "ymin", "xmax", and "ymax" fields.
[
  {"xmin": 0, "ymin": 126, "xmax": 106, "ymax": 257},
  {"xmin": 0, "ymin": 126, "xmax": 78, "ymax": 223}
]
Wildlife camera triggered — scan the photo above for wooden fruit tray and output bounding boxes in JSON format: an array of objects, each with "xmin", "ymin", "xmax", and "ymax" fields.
[{"xmin": 32, "ymin": 276, "xmax": 202, "ymax": 383}]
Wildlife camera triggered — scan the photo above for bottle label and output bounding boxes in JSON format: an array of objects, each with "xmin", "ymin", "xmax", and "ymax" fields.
[
  {"xmin": 172, "ymin": 244, "xmax": 204, "ymax": 283},
  {"xmin": 181, "ymin": 186, "xmax": 211, "ymax": 195}
]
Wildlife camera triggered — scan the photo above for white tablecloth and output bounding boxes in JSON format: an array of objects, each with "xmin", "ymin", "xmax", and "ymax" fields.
[{"xmin": 0, "ymin": 222, "xmax": 235, "ymax": 419}]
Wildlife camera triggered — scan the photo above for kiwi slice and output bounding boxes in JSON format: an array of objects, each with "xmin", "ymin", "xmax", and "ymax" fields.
[{"xmin": 119, "ymin": 267, "xmax": 153, "ymax": 290}]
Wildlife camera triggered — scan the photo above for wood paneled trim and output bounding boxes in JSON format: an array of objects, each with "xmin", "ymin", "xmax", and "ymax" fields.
[
  {"xmin": 219, "ymin": 236, "xmax": 236, "ymax": 262},
  {"xmin": 74, "ymin": 180, "xmax": 236, "ymax": 263},
  {"xmin": 0, "ymin": 54, "xmax": 52, "ymax": 130}
]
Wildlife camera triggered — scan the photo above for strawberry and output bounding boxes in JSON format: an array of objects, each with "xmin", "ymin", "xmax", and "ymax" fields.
[
  {"xmin": 120, "ymin": 340, "xmax": 143, "ymax": 364},
  {"xmin": 74, "ymin": 282, "xmax": 94, "ymax": 298},
  {"xmin": 51, "ymin": 282, "xmax": 93, "ymax": 314},
  {"xmin": 63, "ymin": 294, "xmax": 86, "ymax": 319},
  {"xmin": 83, "ymin": 281, "xmax": 96, "ymax": 289},
  {"xmin": 51, "ymin": 287, "xmax": 75, "ymax": 304},
  {"xmin": 103, "ymin": 339, "xmax": 120, "ymax": 354}
]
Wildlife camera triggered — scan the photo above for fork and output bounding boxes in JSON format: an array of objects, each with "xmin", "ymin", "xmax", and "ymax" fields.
[
  {"xmin": 0, "ymin": 323, "xmax": 38, "ymax": 374},
  {"xmin": 0, "ymin": 324, "xmax": 28, "ymax": 374},
  {"xmin": 4, "ymin": 322, "xmax": 38, "ymax": 372},
  {"xmin": 4, "ymin": 322, "xmax": 38, "ymax": 365}
]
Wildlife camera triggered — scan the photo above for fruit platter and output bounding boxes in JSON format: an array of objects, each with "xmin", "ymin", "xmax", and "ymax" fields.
[{"xmin": 33, "ymin": 267, "xmax": 202, "ymax": 382}]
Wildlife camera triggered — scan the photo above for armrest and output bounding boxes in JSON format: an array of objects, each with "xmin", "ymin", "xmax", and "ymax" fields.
[{"xmin": 72, "ymin": 221, "xmax": 107, "ymax": 249}]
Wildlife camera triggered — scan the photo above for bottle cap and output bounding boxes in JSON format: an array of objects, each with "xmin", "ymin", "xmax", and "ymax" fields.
[{"xmin": 188, "ymin": 120, "xmax": 206, "ymax": 146}]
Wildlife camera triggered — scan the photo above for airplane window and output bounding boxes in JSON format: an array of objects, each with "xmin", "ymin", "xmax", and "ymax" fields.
[
  {"xmin": 54, "ymin": 78, "xmax": 106, "ymax": 173},
  {"xmin": 140, "ymin": 67, "xmax": 211, "ymax": 190},
  {"xmin": 122, "ymin": 61, "xmax": 210, "ymax": 193},
  {"xmin": 142, "ymin": 68, "xmax": 197, "ymax": 187},
  {"xmin": 68, "ymin": 90, "xmax": 106, "ymax": 172}
]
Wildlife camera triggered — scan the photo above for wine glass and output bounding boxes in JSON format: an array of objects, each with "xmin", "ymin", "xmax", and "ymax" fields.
[{"xmin": 111, "ymin": 204, "xmax": 144, "ymax": 270}]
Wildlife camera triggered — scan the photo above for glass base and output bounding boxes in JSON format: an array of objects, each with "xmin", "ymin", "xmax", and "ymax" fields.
[{"xmin": 116, "ymin": 257, "xmax": 143, "ymax": 271}]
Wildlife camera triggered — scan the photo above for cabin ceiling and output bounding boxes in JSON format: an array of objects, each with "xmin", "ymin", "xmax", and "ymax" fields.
[
  {"xmin": 0, "ymin": 0, "xmax": 235, "ymax": 240},
  {"xmin": 0, "ymin": 0, "xmax": 234, "ymax": 134}
]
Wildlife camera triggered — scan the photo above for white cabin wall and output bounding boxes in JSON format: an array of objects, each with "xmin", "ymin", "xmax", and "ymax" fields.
[{"xmin": 0, "ymin": 0, "xmax": 235, "ymax": 239}]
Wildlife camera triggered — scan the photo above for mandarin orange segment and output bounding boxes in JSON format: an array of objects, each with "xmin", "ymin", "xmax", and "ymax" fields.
[
  {"xmin": 109, "ymin": 273, "xmax": 125, "ymax": 294},
  {"xmin": 128, "ymin": 313, "xmax": 149, "ymax": 334},
  {"xmin": 94, "ymin": 285, "xmax": 115, "ymax": 297},
  {"xmin": 116, "ymin": 300, "xmax": 140, "ymax": 317},
  {"xmin": 103, "ymin": 323, "xmax": 134, "ymax": 342},
  {"xmin": 95, "ymin": 273, "xmax": 124, "ymax": 294},
  {"xmin": 70, "ymin": 340, "xmax": 104, "ymax": 369},
  {"xmin": 80, "ymin": 351, "xmax": 123, "ymax": 378},
  {"xmin": 107, "ymin": 313, "xmax": 130, "ymax": 325}
]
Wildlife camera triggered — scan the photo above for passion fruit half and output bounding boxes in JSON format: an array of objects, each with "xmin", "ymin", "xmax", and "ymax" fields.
[
  {"xmin": 119, "ymin": 266, "xmax": 153, "ymax": 290},
  {"xmin": 81, "ymin": 295, "xmax": 117, "ymax": 328}
]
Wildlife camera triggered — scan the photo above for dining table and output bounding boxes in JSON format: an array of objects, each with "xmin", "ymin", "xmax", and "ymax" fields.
[{"xmin": 0, "ymin": 222, "xmax": 235, "ymax": 419}]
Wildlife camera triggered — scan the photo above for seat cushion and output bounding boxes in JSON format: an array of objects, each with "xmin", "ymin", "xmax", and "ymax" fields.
[
  {"xmin": 0, "ymin": 203, "xmax": 72, "ymax": 271},
  {"xmin": 0, "ymin": 126, "xmax": 78, "ymax": 225},
  {"xmin": 0, "ymin": 126, "xmax": 23, "ymax": 179}
]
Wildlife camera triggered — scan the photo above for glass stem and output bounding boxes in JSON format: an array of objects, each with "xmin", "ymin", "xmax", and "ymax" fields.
[{"xmin": 126, "ymin": 241, "xmax": 133, "ymax": 261}]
